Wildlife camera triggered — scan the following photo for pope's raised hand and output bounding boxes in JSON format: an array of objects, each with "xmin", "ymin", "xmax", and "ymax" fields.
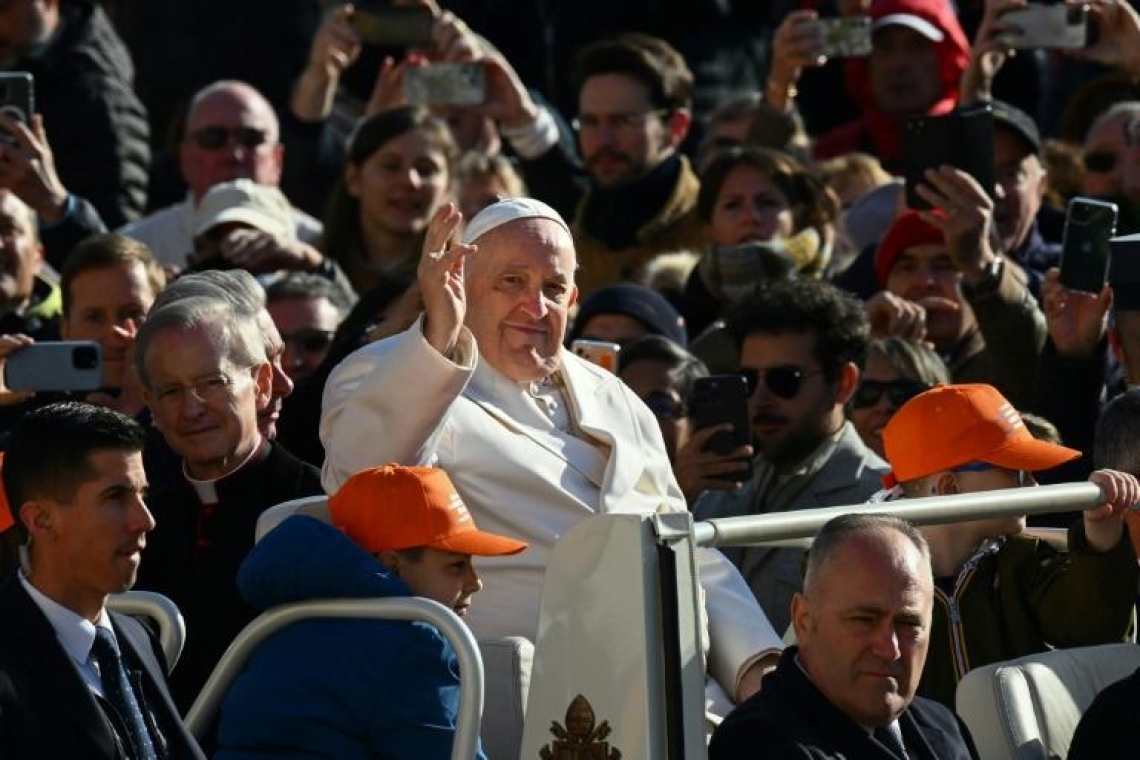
[{"xmin": 418, "ymin": 202, "xmax": 477, "ymax": 356}]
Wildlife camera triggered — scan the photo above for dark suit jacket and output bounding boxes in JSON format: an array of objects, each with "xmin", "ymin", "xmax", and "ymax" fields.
[
  {"xmin": 1067, "ymin": 664, "xmax": 1140, "ymax": 760},
  {"xmin": 0, "ymin": 575, "xmax": 205, "ymax": 759},
  {"xmin": 136, "ymin": 442, "xmax": 323, "ymax": 710},
  {"xmin": 710, "ymin": 647, "xmax": 978, "ymax": 759}
]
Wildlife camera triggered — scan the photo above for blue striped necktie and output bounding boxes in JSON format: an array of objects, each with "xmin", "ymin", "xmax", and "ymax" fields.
[{"xmin": 92, "ymin": 627, "xmax": 157, "ymax": 760}]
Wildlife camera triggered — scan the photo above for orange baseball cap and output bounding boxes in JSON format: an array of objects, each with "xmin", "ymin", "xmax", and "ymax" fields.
[
  {"xmin": 882, "ymin": 384, "xmax": 1080, "ymax": 483},
  {"xmin": 329, "ymin": 465, "xmax": 528, "ymax": 556}
]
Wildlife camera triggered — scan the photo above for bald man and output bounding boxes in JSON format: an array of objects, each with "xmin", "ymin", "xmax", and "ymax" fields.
[
  {"xmin": 711, "ymin": 514, "xmax": 977, "ymax": 759},
  {"xmin": 118, "ymin": 80, "xmax": 322, "ymax": 268}
]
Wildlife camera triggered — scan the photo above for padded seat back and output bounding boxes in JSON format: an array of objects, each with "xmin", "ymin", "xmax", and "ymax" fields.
[
  {"xmin": 479, "ymin": 636, "xmax": 533, "ymax": 760},
  {"xmin": 107, "ymin": 590, "xmax": 186, "ymax": 673},
  {"xmin": 955, "ymin": 643, "xmax": 1140, "ymax": 760}
]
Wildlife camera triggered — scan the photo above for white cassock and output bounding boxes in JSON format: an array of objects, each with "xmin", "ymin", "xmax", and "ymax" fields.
[{"xmin": 320, "ymin": 318, "xmax": 782, "ymax": 704}]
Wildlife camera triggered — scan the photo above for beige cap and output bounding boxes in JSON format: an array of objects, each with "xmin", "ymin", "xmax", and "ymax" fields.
[{"xmin": 192, "ymin": 179, "xmax": 295, "ymax": 240}]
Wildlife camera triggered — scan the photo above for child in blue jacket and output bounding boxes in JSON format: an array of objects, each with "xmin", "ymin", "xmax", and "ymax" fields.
[{"xmin": 214, "ymin": 464, "xmax": 527, "ymax": 759}]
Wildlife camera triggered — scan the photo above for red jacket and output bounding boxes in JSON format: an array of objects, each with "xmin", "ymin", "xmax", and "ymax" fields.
[{"xmin": 814, "ymin": 0, "xmax": 970, "ymax": 168}]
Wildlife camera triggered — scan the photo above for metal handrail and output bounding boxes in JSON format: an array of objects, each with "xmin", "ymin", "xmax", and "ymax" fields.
[
  {"xmin": 107, "ymin": 590, "xmax": 186, "ymax": 672},
  {"xmin": 184, "ymin": 597, "xmax": 484, "ymax": 760},
  {"xmin": 693, "ymin": 482, "xmax": 1103, "ymax": 548}
]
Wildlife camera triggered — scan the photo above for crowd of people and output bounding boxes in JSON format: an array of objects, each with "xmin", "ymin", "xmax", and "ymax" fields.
[{"xmin": 1, "ymin": 0, "xmax": 1140, "ymax": 757}]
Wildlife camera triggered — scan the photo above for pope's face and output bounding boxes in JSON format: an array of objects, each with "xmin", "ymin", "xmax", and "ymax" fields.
[{"xmin": 463, "ymin": 219, "xmax": 579, "ymax": 383}]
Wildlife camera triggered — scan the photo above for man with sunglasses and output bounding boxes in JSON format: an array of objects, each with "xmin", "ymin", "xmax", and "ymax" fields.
[
  {"xmin": 1081, "ymin": 102, "xmax": 1140, "ymax": 203},
  {"xmin": 880, "ymin": 383, "xmax": 1140, "ymax": 707},
  {"xmin": 693, "ymin": 278, "xmax": 888, "ymax": 634},
  {"xmin": 266, "ymin": 272, "xmax": 348, "ymax": 384},
  {"xmin": 118, "ymin": 81, "xmax": 322, "ymax": 270}
]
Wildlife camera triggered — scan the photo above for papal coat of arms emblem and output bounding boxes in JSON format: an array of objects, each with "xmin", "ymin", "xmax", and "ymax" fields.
[{"xmin": 538, "ymin": 694, "xmax": 621, "ymax": 760}]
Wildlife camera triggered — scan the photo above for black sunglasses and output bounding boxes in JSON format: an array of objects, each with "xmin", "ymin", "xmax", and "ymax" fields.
[
  {"xmin": 281, "ymin": 328, "xmax": 335, "ymax": 355},
  {"xmin": 189, "ymin": 125, "xmax": 269, "ymax": 151},
  {"xmin": 740, "ymin": 366, "xmax": 823, "ymax": 400},
  {"xmin": 851, "ymin": 379, "xmax": 929, "ymax": 410},
  {"xmin": 1083, "ymin": 150, "xmax": 1117, "ymax": 174},
  {"xmin": 642, "ymin": 389, "xmax": 686, "ymax": 421}
]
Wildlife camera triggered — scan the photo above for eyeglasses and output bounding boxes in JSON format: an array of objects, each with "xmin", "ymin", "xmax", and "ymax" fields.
[
  {"xmin": 1083, "ymin": 150, "xmax": 1117, "ymax": 175},
  {"xmin": 281, "ymin": 328, "xmax": 335, "ymax": 355},
  {"xmin": 851, "ymin": 379, "xmax": 930, "ymax": 410},
  {"xmin": 740, "ymin": 366, "xmax": 823, "ymax": 400},
  {"xmin": 151, "ymin": 367, "xmax": 254, "ymax": 410},
  {"xmin": 951, "ymin": 461, "xmax": 1033, "ymax": 487},
  {"xmin": 571, "ymin": 109, "xmax": 670, "ymax": 133},
  {"xmin": 188, "ymin": 125, "xmax": 269, "ymax": 151},
  {"xmin": 642, "ymin": 389, "xmax": 686, "ymax": 421}
]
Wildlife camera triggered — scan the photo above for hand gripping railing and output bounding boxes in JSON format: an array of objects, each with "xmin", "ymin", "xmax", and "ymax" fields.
[
  {"xmin": 185, "ymin": 597, "xmax": 484, "ymax": 760},
  {"xmin": 692, "ymin": 482, "xmax": 1104, "ymax": 548}
]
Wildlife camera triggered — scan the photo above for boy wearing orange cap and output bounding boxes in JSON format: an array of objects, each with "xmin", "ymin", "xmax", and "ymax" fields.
[
  {"xmin": 214, "ymin": 465, "xmax": 526, "ymax": 760},
  {"xmin": 877, "ymin": 383, "xmax": 1140, "ymax": 707}
]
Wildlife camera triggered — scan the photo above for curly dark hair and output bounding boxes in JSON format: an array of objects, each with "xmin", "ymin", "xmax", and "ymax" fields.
[{"xmin": 725, "ymin": 278, "xmax": 870, "ymax": 383}]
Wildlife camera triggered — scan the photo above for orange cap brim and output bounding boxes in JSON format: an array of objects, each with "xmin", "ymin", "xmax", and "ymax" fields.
[
  {"xmin": 432, "ymin": 529, "xmax": 528, "ymax": 557},
  {"xmin": 979, "ymin": 436, "xmax": 1081, "ymax": 473}
]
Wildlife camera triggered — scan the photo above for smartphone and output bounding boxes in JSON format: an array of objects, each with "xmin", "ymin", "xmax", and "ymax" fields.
[
  {"xmin": 903, "ymin": 103, "xmax": 995, "ymax": 210},
  {"xmin": 1000, "ymin": 3, "xmax": 1088, "ymax": 50},
  {"xmin": 1060, "ymin": 197, "xmax": 1118, "ymax": 293},
  {"xmin": 816, "ymin": 17, "xmax": 872, "ymax": 58},
  {"xmin": 0, "ymin": 72, "xmax": 33, "ymax": 146},
  {"xmin": 692, "ymin": 375, "xmax": 753, "ymax": 482},
  {"xmin": 349, "ymin": 4, "xmax": 434, "ymax": 48},
  {"xmin": 571, "ymin": 339, "xmax": 620, "ymax": 373},
  {"xmin": 5, "ymin": 341, "xmax": 102, "ymax": 392},
  {"xmin": 403, "ymin": 63, "xmax": 486, "ymax": 107}
]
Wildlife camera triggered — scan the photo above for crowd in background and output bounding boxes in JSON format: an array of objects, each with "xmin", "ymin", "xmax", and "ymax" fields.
[{"xmin": 2, "ymin": 0, "xmax": 1140, "ymax": 757}]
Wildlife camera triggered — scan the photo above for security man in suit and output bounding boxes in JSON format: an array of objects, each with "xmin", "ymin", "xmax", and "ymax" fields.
[{"xmin": 0, "ymin": 401, "xmax": 204, "ymax": 759}]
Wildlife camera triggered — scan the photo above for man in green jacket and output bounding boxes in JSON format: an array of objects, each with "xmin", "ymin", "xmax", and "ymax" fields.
[{"xmin": 877, "ymin": 383, "xmax": 1140, "ymax": 706}]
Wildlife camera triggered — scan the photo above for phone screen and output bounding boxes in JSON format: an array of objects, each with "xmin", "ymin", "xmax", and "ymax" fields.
[
  {"xmin": 350, "ymin": 5, "xmax": 433, "ymax": 48},
  {"xmin": 816, "ymin": 17, "xmax": 872, "ymax": 58},
  {"xmin": 1060, "ymin": 198, "xmax": 1118, "ymax": 293},
  {"xmin": 692, "ymin": 375, "xmax": 753, "ymax": 482},
  {"xmin": 403, "ymin": 63, "xmax": 487, "ymax": 106},
  {"xmin": 571, "ymin": 339, "xmax": 620, "ymax": 373},
  {"xmin": 1001, "ymin": 3, "xmax": 1088, "ymax": 49},
  {"xmin": 0, "ymin": 72, "xmax": 33, "ymax": 146},
  {"xmin": 903, "ymin": 104, "xmax": 995, "ymax": 210}
]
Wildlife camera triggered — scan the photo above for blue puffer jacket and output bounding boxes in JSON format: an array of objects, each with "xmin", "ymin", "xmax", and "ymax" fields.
[{"xmin": 213, "ymin": 515, "xmax": 485, "ymax": 759}]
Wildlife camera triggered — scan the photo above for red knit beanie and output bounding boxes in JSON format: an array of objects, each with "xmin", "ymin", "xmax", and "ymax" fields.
[{"xmin": 874, "ymin": 210, "xmax": 946, "ymax": 287}]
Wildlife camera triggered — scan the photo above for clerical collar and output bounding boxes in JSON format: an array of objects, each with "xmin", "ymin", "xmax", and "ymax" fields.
[{"xmin": 183, "ymin": 437, "xmax": 267, "ymax": 503}]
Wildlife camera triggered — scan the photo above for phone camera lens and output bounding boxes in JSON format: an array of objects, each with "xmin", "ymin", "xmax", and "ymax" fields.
[{"xmin": 73, "ymin": 346, "xmax": 98, "ymax": 370}]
